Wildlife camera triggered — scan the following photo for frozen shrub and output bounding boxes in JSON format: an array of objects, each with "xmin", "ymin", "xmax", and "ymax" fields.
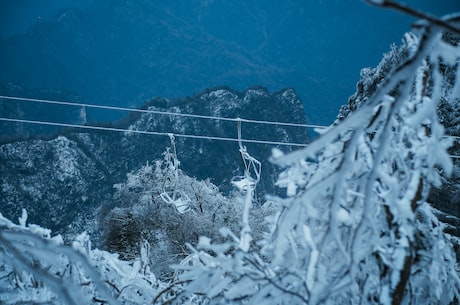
[{"xmin": 99, "ymin": 148, "xmax": 270, "ymax": 279}]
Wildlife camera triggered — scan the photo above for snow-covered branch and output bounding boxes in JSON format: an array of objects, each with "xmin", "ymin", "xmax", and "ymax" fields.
[
  {"xmin": 0, "ymin": 212, "xmax": 161, "ymax": 305},
  {"xmin": 169, "ymin": 9, "xmax": 460, "ymax": 305}
]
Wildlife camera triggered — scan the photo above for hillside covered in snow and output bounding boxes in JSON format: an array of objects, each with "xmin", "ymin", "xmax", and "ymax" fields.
[{"xmin": 1, "ymin": 2, "xmax": 460, "ymax": 305}]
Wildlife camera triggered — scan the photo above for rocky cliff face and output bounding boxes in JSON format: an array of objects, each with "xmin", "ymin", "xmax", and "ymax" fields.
[{"xmin": 0, "ymin": 87, "xmax": 308, "ymax": 234}]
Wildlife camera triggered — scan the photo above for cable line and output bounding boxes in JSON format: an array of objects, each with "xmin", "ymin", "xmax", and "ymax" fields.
[
  {"xmin": 2, "ymin": 117, "xmax": 460, "ymax": 158},
  {"xmin": 0, "ymin": 95, "xmax": 326, "ymax": 129},
  {"xmin": 0, "ymin": 117, "xmax": 309, "ymax": 147},
  {"xmin": 1, "ymin": 95, "xmax": 459, "ymax": 142},
  {"xmin": 3, "ymin": 95, "xmax": 460, "ymax": 140}
]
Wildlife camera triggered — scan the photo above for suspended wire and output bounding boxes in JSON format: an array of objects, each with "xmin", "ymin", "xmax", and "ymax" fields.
[
  {"xmin": 0, "ymin": 95, "xmax": 326, "ymax": 129},
  {"xmin": 2, "ymin": 95, "xmax": 460, "ymax": 141},
  {"xmin": 1, "ymin": 95, "xmax": 460, "ymax": 143},
  {"xmin": 2, "ymin": 117, "xmax": 460, "ymax": 158},
  {"xmin": 0, "ymin": 117, "xmax": 309, "ymax": 147}
]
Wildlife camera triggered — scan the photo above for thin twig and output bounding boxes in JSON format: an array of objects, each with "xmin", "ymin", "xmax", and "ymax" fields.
[
  {"xmin": 365, "ymin": 0, "xmax": 460, "ymax": 34},
  {"xmin": 152, "ymin": 280, "xmax": 191, "ymax": 304}
]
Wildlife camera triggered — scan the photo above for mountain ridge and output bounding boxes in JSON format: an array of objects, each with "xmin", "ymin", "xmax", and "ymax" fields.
[{"xmin": 0, "ymin": 86, "xmax": 309, "ymax": 234}]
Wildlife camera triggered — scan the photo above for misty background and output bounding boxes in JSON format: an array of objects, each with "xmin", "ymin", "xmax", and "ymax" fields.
[{"xmin": 1, "ymin": 0, "xmax": 459, "ymax": 126}]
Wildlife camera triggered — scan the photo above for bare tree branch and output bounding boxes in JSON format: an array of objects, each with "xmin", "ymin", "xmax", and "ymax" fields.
[{"xmin": 365, "ymin": 0, "xmax": 460, "ymax": 34}]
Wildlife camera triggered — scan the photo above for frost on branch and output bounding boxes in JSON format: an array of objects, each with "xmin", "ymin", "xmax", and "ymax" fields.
[
  {"xmin": 0, "ymin": 212, "xmax": 161, "ymax": 305},
  {"xmin": 169, "ymin": 16, "xmax": 460, "ymax": 305},
  {"xmin": 100, "ymin": 146, "xmax": 271, "ymax": 280},
  {"xmin": 101, "ymin": 147, "xmax": 244, "ymax": 278},
  {"xmin": 265, "ymin": 22, "xmax": 460, "ymax": 305}
]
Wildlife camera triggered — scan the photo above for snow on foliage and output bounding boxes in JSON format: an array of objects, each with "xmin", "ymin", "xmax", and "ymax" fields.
[
  {"xmin": 1, "ymin": 7, "xmax": 460, "ymax": 305},
  {"xmin": 0, "ymin": 210, "xmax": 161, "ymax": 305},
  {"xmin": 167, "ymin": 17, "xmax": 460, "ymax": 305},
  {"xmin": 100, "ymin": 144, "xmax": 272, "ymax": 279}
]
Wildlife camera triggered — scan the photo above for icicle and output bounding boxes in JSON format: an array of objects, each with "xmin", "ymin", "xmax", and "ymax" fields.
[
  {"xmin": 18, "ymin": 208, "xmax": 28, "ymax": 227},
  {"xmin": 159, "ymin": 134, "xmax": 191, "ymax": 214},
  {"xmin": 231, "ymin": 119, "xmax": 262, "ymax": 252}
]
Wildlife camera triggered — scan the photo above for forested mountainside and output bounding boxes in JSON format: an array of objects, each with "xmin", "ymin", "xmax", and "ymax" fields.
[
  {"xmin": 1, "ymin": 7, "xmax": 460, "ymax": 304},
  {"xmin": 0, "ymin": 83, "xmax": 86, "ymax": 138},
  {"xmin": 1, "ymin": 0, "xmax": 405, "ymax": 125},
  {"xmin": 2, "ymin": 15, "xmax": 459, "ymax": 304},
  {"xmin": 0, "ymin": 87, "xmax": 308, "ymax": 235}
]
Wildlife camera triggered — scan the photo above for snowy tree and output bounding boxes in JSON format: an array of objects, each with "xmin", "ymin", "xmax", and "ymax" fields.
[
  {"xmin": 167, "ymin": 8, "xmax": 460, "ymax": 305},
  {"xmin": 2, "ymin": 3, "xmax": 460, "ymax": 305},
  {"xmin": 99, "ymin": 143, "xmax": 272, "ymax": 279},
  {"xmin": 0, "ymin": 145, "xmax": 272, "ymax": 304},
  {"xmin": 0, "ymin": 210, "xmax": 161, "ymax": 305}
]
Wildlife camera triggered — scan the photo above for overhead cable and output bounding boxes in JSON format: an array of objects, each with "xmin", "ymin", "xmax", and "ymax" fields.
[
  {"xmin": 2, "ymin": 117, "xmax": 460, "ymax": 159},
  {"xmin": 0, "ymin": 117, "xmax": 309, "ymax": 147},
  {"xmin": 1, "ymin": 95, "xmax": 459, "ymax": 142},
  {"xmin": 0, "ymin": 95, "xmax": 326, "ymax": 129}
]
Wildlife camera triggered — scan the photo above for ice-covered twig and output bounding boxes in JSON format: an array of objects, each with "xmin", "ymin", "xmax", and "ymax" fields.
[{"xmin": 0, "ymin": 228, "xmax": 119, "ymax": 305}]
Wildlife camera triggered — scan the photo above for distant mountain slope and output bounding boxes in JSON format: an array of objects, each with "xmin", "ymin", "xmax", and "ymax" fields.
[
  {"xmin": 0, "ymin": 83, "xmax": 86, "ymax": 138},
  {"xmin": 0, "ymin": 87, "xmax": 308, "ymax": 233},
  {"xmin": 0, "ymin": 0, "xmax": 389, "ymax": 125},
  {"xmin": 0, "ymin": 1, "xmax": 280, "ymax": 107}
]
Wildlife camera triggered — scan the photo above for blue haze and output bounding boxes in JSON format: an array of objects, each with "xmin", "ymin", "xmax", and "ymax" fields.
[{"xmin": 0, "ymin": 0, "xmax": 459, "ymax": 126}]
